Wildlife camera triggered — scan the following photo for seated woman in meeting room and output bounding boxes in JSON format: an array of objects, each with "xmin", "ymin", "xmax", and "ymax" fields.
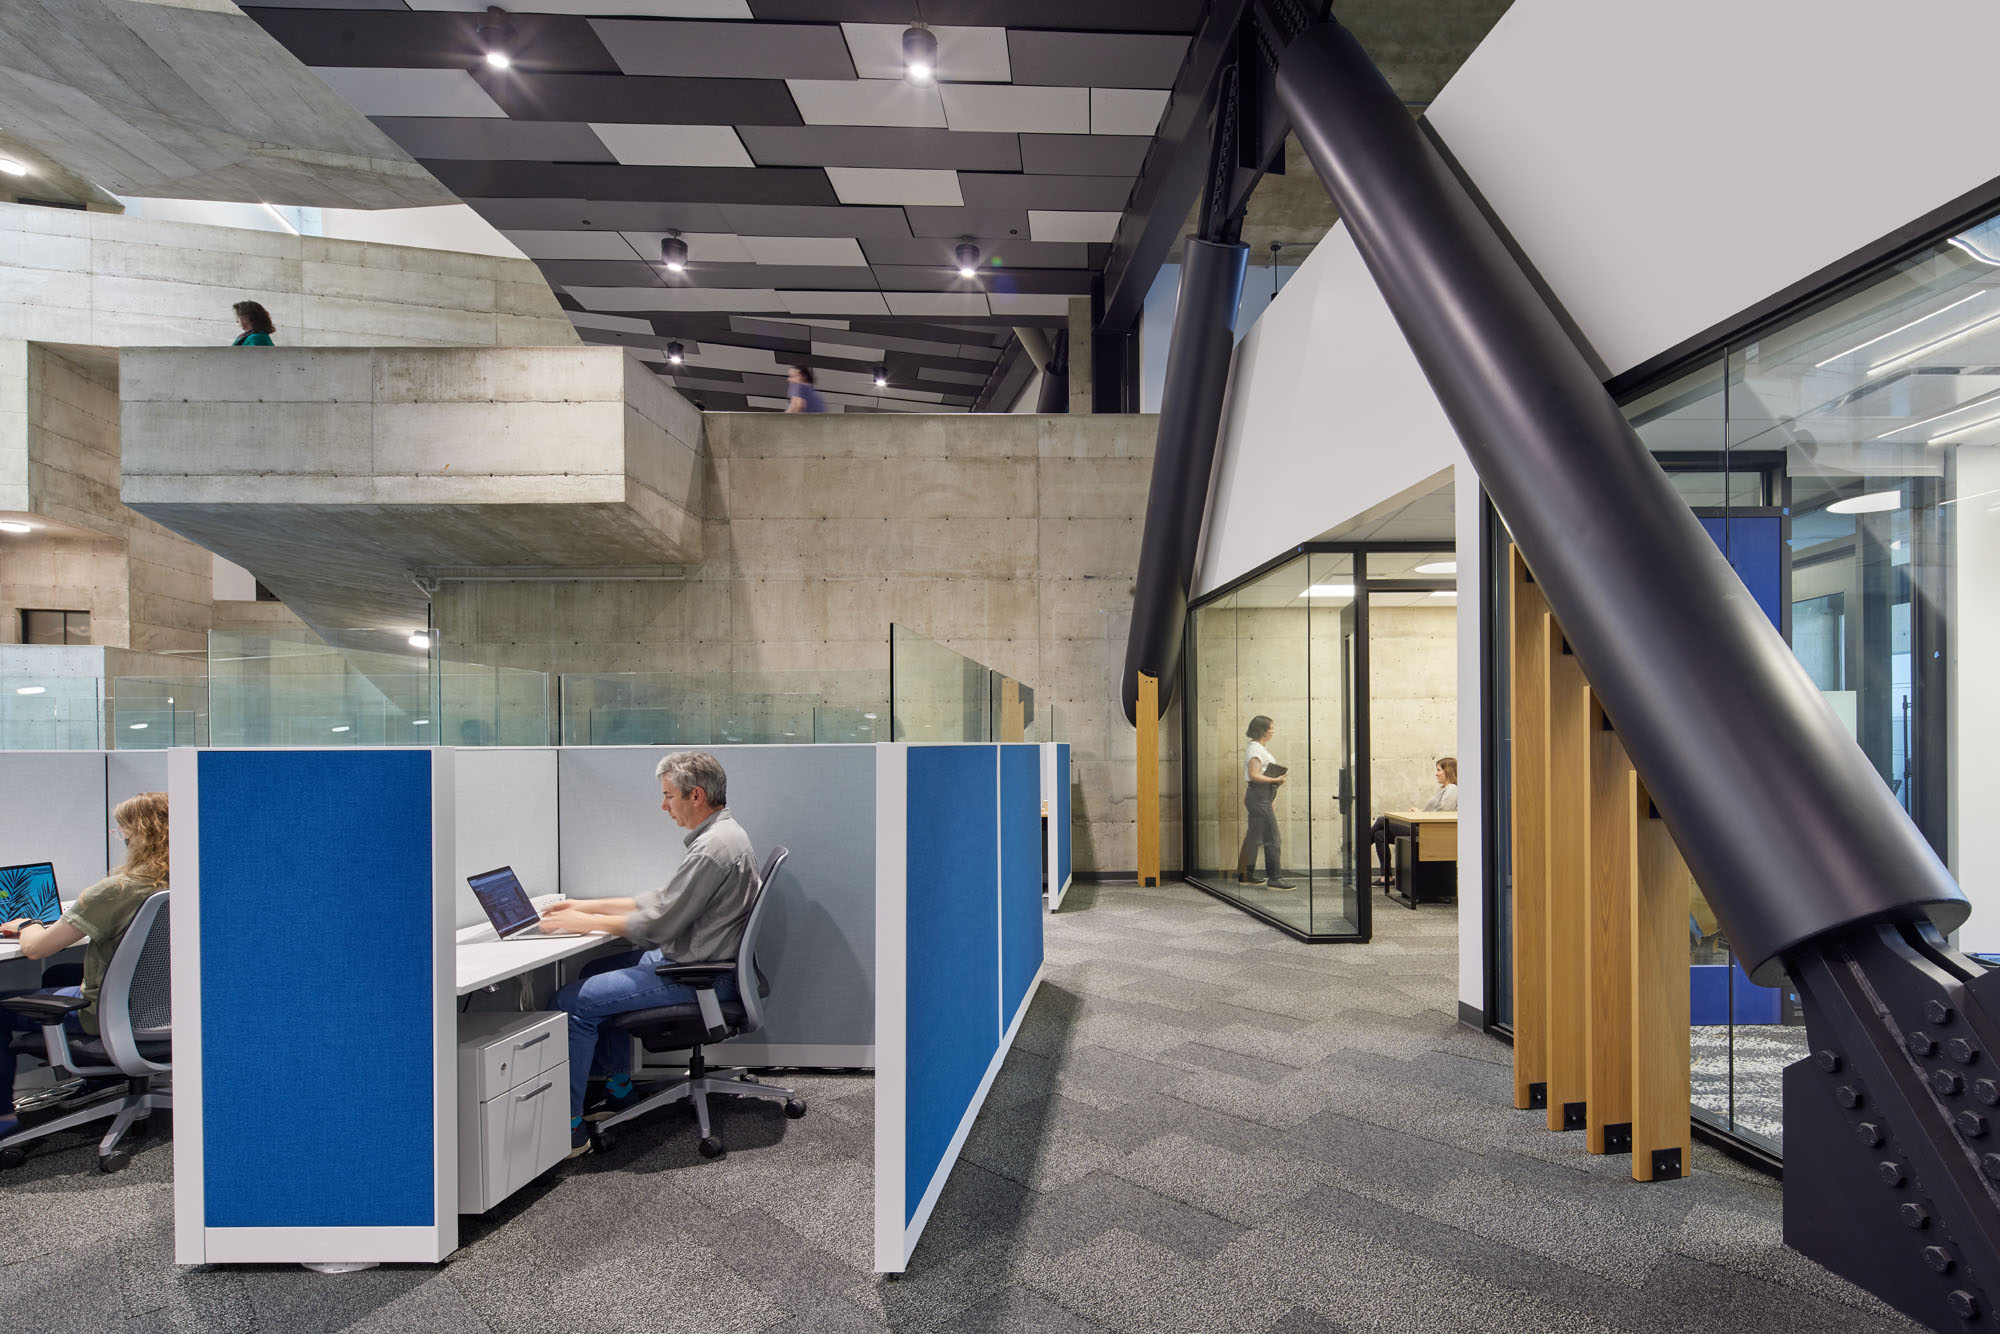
[
  {"xmin": 1370, "ymin": 756, "xmax": 1458, "ymax": 887},
  {"xmin": 0, "ymin": 791, "xmax": 171, "ymax": 1139},
  {"xmin": 1238, "ymin": 714, "xmax": 1295, "ymax": 890}
]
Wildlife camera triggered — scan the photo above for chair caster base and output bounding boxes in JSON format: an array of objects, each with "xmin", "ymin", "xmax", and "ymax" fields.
[
  {"xmin": 0, "ymin": 1146, "xmax": 24, "ymax": 1171},
  {"xmin": 98, "ymin": 1150, "xmax": 130, "ymax": 1174},
  {"xmin": 699, "ymin": 1136, "xmax": 726, "ymax": 1159},
  {"xmin": 785, "ymin": 1098, "xmax": 808, "ymax": 1119}
]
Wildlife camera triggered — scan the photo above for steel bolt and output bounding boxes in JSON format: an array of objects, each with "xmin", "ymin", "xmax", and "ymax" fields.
[
  {"xmin": 1960, "ymin": 1111, "xmax": 1990, "ymax": 1140},
  {"xmin": 1935, "ymin": 1069, "xmax": 1967, "ymax": 1097},
  {"xmin": 1951, "ymin": 1038, "xmax": 1980, "ymax": 1065},
  {"xmin": 1984, "ymin": 1153, "xmax": 2000, "ymax": 1182},
  {"xmin": 1837, "ymin": 1085, "xmax": 1865, "ymax": 1109},
  {"xmin": 1814, "ymin": 1049, "xmax": 1842, "ymax": 1074},
  {"xmin": 1949, "ymin": 1289, "xmax": 1979, "ymax": 1321},
  {"xmin": 1928, "ymin": 999, "xmax": 1955, "ymax": 1025},
  {"xmin": 1880, "ymin": 1161, "xmax": 1908, "ymax": 1187},
  {"xmin": 1857, "ymin": 1122, "xmax": 1884, "ymax": 1148},
  {"xmin": 1903, "ymin": 1202, "xmax": 1931, "ymax": 1229},
  {"xmin": 1927, "ymin": 1246, "xmax": 1957, "ymax": 1274},
  {"xmin": 1979, "ymin": 1079, "xmax": 2000, "ymax": 1107},
  {"xmin": 1912, "ymin": 1031, "xmax": 1940, "ymax": 1057}
]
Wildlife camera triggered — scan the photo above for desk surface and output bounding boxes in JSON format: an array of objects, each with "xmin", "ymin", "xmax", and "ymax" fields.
[
  {"xmin": 1388, "ymin": 810, "xmax": 1459, "ymax": 822},
  {"xmin": 453, "ymin": 894, "xmax": 619, "ymax": 995}
]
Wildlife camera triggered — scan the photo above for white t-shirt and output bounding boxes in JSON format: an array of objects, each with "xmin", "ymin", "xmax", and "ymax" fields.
[{"xmin": 1246, "ymin": 739, "xmax": 1277, "ymax": 780}]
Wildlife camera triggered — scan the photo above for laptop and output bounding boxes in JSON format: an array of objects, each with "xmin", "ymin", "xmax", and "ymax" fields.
[
  {"xmin": 467, "ymin": 866, "xmax": 580, "ymax": 940},
  {"xmin": 0, "ymin": 862, "xmax": 62, "ymax": 932}
]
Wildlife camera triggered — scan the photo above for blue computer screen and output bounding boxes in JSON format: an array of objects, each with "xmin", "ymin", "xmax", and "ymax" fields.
[{"xmin": 0, "ymin": 863, "xmax": 61, "ymax": 924}]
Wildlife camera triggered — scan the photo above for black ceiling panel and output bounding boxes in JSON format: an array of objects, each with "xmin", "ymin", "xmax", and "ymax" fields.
[
  {"xmin": 901, "ymin": 206, "xmax": 1032, "ymax": 240},
  {"xmin": 858, "ymin": 234, "xmax": 1086, "ymax": 268},
  {"xmin": 735, "ymin": 125, "xmax": 1023, "ymax": 172},
  {"xmin": 869, "ymin": 266, "xmax": 1093, "ymax": 294},
  {"xmin": 714, "ymin": 203, "xmax": 916, "ymax": 239},
  {"xmin": 589, "ymin": 19, "xmax": 855, "ymax": 80},
  {"xmin": 957, "ymin": 173, "xmax": 1137, "ymax": 212},
  {"xmin": 470, "ymin": 72, "xmax": 804, "ymax": 126},
  {"xmin": 1007, "ymin": 31, "xmax": 1191, "ymax": 87},
  {"xmin": 463, "ymin": 198, "xmax": 734, "ymax": 232},
  {"xmin": 1018, "ymin": 133, "xmax": 1152, "ymax": 177},
  {"xmin": 245, "ymin": 8, "xmax": 620, "ymax": 73},
  {"xmin": 423, "ymin": 161, "xmax": 837, "ymax": 206},
  {"xmin": 369, "ymin": 117, "xmax": 615, "ymax": 163}
]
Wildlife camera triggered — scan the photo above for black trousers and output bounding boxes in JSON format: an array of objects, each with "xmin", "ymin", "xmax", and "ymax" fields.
[
  {"xmin": 1240, "ymin": 793, "xmax": 1281, "ymax": 878},
  {"xmin": 1370, "ymin": 816, "xmax": 1391, "ymax": 881}
]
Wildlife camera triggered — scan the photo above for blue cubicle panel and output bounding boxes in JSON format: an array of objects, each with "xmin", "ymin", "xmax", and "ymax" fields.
[
  {"xmin": 874, "ymin": 744, "xmax": 1046, "ymax": 1273},
  {"xmin": 1042, "ymin": 742, "xmax": 1073, "ymax": 910},
  {"xmin": 173, "ymin": 748, "xmax": 456, "ymax": 1266},
  {"xmin": 1698, "ymin": 514, "xmax": 1783, "ymax": 629}
]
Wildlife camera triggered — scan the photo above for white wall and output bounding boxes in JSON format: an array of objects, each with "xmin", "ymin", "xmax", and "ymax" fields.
[
  {"xmin": 212, "ymin": 555, "xmax": 257, "ymax": 603},
  {"xmin": 1953, "ymin": 448, "xmax": 2000, "ymax": 951},
  {"xmin": 1428, "ymin": 0, "xmax": 2000, "ymax": 378},
  {"xmin": 1139, "ymin": 258, "xmax": 1296, "ymax": 416}
]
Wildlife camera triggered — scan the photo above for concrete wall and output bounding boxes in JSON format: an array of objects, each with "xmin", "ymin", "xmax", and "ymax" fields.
[
  {"xmin": 433, "ymin": 411, "xmax": 1171, "ymax": 874},
  {"xmin": 1367, "ymin": 605, "xmax": 1458, "ymax": 820},
  {"xmin": 0, "ymin": 201, "xmax": 576, "ymax": 350}
]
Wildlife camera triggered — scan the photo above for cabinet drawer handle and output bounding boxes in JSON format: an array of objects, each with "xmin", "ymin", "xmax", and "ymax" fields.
[
  {"xmin": 516, "ymin": 1080, "xmax": 553, "ymax": 1102},
  {"xmin": 515, "ymin": 1032, "xmax": 551, "ymax": 1050}
]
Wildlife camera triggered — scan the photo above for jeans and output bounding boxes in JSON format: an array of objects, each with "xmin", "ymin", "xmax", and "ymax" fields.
[
  {"xmin": 1370, "ymin": 816, "xmax": 1391, "ymax": 881},
  {"xmin": 1240, "ymin": 792, "xmax": 1281, "ymax": 879},
  {"xmin": 0, "ymin": 984, "xmax": 85, "ymax": 1118},
  {"xmin": 552, "ymin": 949, "xmax": 738, "ymax": 1120}
]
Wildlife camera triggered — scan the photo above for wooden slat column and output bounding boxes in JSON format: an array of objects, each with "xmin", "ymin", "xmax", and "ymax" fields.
[
  {"xmin": 1508, "ymin": 550, "xmax": 1551, "ymax": 1111},
  {"xmin": 1544, "ymin": 623, "xmax": 1592, "ymax": 1132},
  {"xmin": 1136, "ymin": 672, "xmax": 1160, "ymax": 888},
  {"xmin": 1632, "ymin": 783, "xmax": 1694, "ymax": 1181},
  {"xmin": 1585, "ymin": 697, "xmax": 1636, "ymax": 1154}
]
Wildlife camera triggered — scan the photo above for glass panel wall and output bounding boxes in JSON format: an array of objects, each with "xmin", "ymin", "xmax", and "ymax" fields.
[
  {"xmin": 112, "ymin": 678, "xmax": 209, "ymax": 747},
  {"xmin": 1556, "ymin": 208, "xmax": 2000, "ymax": 1158},
  {"xmin": 0, "ymin": 676, "xmax": 100, "ymax": 749},
  {"xmin": 1188, "ymin": 552, "xmax": 1366, "ymax": 939}
]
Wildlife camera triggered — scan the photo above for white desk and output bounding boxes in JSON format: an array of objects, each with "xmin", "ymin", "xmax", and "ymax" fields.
[{"xmin": 453, "ymin": 895, "xmax": 621, "ymax": 996}]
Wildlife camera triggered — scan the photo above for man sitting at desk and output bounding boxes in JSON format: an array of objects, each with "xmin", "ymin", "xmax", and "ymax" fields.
[{"xmin": 536, "ymin": 751, "xmax": 760, "ymax": 1156}]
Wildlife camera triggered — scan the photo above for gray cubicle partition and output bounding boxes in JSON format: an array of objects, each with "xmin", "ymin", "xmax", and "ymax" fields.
[
  {"xmin": 107, "ymin": 749, "xmax": 169, "ymax": 817},
  {"xmin": 557, "ymin": 744, "xmax": 877, "ymax": 1066},
  {"xmin": 0, "ymin": 752, "xmax": 114, "ymax": 906},
  {"xmin": 451, "ymin": 747, "xmax": 560, "ymax": 929}
]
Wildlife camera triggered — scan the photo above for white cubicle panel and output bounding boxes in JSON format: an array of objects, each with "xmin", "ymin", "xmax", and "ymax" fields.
[
  {"xmin": 0, "ymin": 751, "xmax": 112, "ymax": 903},
  {"xmin": 452, "ymin": 747, "xmax": 559, "ymax": 929},
  {"xmin": 557, "ymin": 744, "xmax": 877, "ymax": 1065}
]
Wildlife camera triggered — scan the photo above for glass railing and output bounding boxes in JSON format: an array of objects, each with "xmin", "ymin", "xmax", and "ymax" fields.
[
  {"xmin": 558, "ymin": 671, "xmax": 888, "ymax": 746},
  {"xmin": 0, "ymin": 676, "xmax": 102, "ymax": 750},
  {"xmin": 890, "ymin": 624, "xmax": 1056, "ymax": 744},
  {"xmin": 111, "ymin": 677, "xmax": 209, "ymax": 747}
]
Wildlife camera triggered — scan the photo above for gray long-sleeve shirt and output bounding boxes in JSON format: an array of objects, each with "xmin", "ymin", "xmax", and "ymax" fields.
[{"xmin": 627, "ymin": 809, "xmax": 761, "ymax": 961}]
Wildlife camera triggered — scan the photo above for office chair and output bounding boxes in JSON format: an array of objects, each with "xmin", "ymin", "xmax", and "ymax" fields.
[
  {"xmin": 594, "ymin": 847, "xmax": 806, "ymax": 1160},
  {"xmin": 0, "ymin": 890, "xmax": 172, "ymax": 1174}
]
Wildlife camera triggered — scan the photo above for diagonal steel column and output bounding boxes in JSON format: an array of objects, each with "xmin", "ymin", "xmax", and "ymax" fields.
[
  {"xmin": 1252, "ymin": 6, "xmax": 1994, "ymax": 1324},
  {"xmin": 1119, "ymin": 236, "xmax": 1248, "ymax": 724}
]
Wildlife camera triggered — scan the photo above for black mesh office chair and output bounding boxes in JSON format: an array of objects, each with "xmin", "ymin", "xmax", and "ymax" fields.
[
  {"xmin": 594, "ymin": 847, "xmax": 806, "ymax": 1160},
  {"xmin": 0, "ymin": 890, "xmax": 172, "ymax": 1173}
]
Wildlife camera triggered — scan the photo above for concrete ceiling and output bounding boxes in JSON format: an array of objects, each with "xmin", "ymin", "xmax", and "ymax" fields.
[{"xmin": 0, "ymin": 0, "xmax": 456, "ymax": 210}]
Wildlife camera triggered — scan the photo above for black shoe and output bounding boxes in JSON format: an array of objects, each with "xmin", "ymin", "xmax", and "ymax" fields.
[{"xmin": 567, "ymin": 1122, "xmax": 594, "ymax": 1159}]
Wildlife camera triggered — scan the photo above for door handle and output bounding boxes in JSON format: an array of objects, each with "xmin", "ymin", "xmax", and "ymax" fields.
[
  {"xmin": 515, "ymin": 1032, "xmax": 550, "ymax": 1050},
  {"xmin": 515, "ymin": 1080, "xmax": 553, "ymax": 1102}
]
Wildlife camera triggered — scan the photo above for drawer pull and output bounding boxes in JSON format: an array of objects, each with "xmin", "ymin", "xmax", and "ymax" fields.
[
  {"xmin": 516, "ymin": 1080, "xmax": 554, "ymax": 1102},
  {"xmin": 515, "ymin": 1032, "xmax": 551, "ymax": 1050}
]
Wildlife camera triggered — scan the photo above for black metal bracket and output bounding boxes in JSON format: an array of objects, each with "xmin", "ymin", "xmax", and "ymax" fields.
[
  {"xmin": 1602, "ymin": 1122, "xmax": 1633, "ymax": 1154},
  {"xmin": 1527, "ymin": 1081, "xmax": 1548, "ymax": 1110},
  {"xmin": 1561, "ymin": 1101, "xmax": 1587, "ymax": 1132},
  {"xmin": 1650, "ymin": 1147, "xmax": 1684, "ymax": 1181}
]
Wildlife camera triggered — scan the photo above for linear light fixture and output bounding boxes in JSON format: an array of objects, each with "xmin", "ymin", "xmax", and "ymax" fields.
[
  {"xmin": 1812, "ymin": 291, "xmax": 1985, "ymax": 368},
  {"xmin": 0, "ymin": 520, "xmax": 32, "ymax": 534},
  {"xmin": 1871, "ymin": 387, "xmax": 2000, "ymax": 441},
  {"xmin": 1871, "ymin": 306, "xmax": 2000, "ymax": 375},
  {"xmin": 1301, "ymin": 584, "xmax": 1355, "ymax": 598},
  {"xmin": 1415, "ymin": 560, "xmax": 1456, "ymax": 575},
  {"xmin": 1928, "ymin": 408, "xmax": 2000, "ymax": 446},
  {"xmin": 15, "ymin": 686, "xmax": 45, "ymax": 696}
]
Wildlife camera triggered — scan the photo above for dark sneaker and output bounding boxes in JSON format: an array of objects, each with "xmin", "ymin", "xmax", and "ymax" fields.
[
  {"xmin": 567, "ymin": 1123, "xmax": 594, "ymax": 1159},
  {"xmin": 1264, "ymin": 878, "xmax": 1297, "ymax": 890}
]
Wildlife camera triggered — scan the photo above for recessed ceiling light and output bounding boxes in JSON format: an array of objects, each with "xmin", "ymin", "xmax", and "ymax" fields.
[
  {"xmin": 1429, "ymin": 590, "xmax": 1458, "ymax": 599},
  {"xmin": 331, "ymin": 725, "xmax": 351, "ymax": 733},
  {"xmin": 16, "ymin": 685, "xmax": 45, "ymax": 696},
  {"xmin": 1827, "ymin": 489, "xmax": 1902, "ymax": 515},
  {"xmin": 902, "ymin": 25, "xmax": 936, "ymax": 84},
  {"xmin": 863, "ymin": 712, "xmax": 878, "ymax": 720},
  {"xmin": 0, "ymin": 158, "xmax": 26, "ymax": 177},
  {"xmin": 129, "ymin": 722, "xmax": 148, "ymax": 730},
  {"xmin": 1415, "ymin": 560, "xmax": 1456, "ymax": 575},
  {"xmin": 1302, "ymin": 584, "xmax": 1355, "ymax": 598},
  {"xmin": 413, "ymin": 719, "xmax": 430, "ymax": 726},
  {"xmin": 0, "ymin": 520, "xmax": 32, "ymax": 534}
]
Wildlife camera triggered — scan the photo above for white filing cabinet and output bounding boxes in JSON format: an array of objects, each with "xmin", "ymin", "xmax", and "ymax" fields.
[{"xmin": 457, "ymin": 1010, "xmax": 570, "ymax": 1214}]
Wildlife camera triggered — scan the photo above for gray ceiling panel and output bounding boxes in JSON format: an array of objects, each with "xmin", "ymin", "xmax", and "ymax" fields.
[
  {"xmin": 918, "ymin": 366, "xmax": 995, "ymax": 386},
  {"xmin": 716, "ymin": 203, "xmax": 916, "ymax": 238},
  {"xmin": 1006, "ymin": 31, "xmax": 1190, "ymax": 88},
  {"xmin": 1018, "ymin": 132, "xmax": 1152, "ymax": 177},
  {"xmin": 535, "ymin": 259, "xmax": 668, "ymax": 288},
  {"xmin": 736, "ymin": 124, "xmax": 1022, "ymax": 171},
  {"xmin": 958, "ymin": 173, "xmax": 1137, "ymax": 212},
  {"xmin": 589, "ymin": 19, "xmax": 854, "ymax": 79},
  {"xmin": 857, "ymin": 234, "xmax": 1087, "ymax": 268},
  {"xmin": 369, "ymin": 117, "xmax": 614, "ymax": 162},
  {"xmin": 549, "ymin": 262, "xmax": 884, "ymax": 291},
  {"xmin": 901, "ymin": 206, "xmax": 1031, "ymax": 239}
]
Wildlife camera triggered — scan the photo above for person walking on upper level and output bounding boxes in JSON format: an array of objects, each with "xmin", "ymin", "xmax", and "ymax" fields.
[
  {"xmin": 231, "ymin": 301, "xmax": 275, "ymax": 345},
  {"xmin": 784, "ymin": 364, "xmax": 828, "ymax": 412}
]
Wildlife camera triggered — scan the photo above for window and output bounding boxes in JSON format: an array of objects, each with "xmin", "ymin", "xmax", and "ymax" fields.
[{"xmin": 21, "ymin": 609, "xmax": 90, "ymax": 645}]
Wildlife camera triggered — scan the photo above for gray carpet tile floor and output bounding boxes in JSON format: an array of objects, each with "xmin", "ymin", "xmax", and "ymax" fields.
[{"xmin": 0, "ymin": 880, "xmax": 1924, "ymax": 1333}]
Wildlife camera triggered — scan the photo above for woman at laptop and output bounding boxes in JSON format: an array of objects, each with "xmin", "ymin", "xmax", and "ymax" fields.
[{"xmin": 0, "ymin": 791, "xmax": 170, "ymax": 1139}]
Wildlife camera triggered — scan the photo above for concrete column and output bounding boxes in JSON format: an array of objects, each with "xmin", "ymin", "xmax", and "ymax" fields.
[{"xmin": 1066, "ymin": 297, "xmax": 1093, "ymax": 415}]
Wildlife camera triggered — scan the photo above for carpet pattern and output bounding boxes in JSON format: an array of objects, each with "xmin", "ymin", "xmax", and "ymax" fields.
[{"xmin": 0, "ymin": 880, "xmax": 1920, "ymax": 1332}]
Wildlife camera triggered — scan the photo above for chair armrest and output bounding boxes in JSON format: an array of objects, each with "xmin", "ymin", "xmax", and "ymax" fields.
[
  {"xmin": 656, "ymin": 961, "xmax": 735, "ymax": 987},
  {"xmin": 0, "ymin": 995, "xmax": 88, "ymax": 1019}
]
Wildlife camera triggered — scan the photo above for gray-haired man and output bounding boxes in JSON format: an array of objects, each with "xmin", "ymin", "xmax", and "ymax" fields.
[{"xmin": 539, "ymin": 751, "xmax": 761, "ymax": 1153}]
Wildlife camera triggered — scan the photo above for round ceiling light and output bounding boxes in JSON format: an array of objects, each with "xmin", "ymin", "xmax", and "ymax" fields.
[
  {"xmin": 872, "ymin": 364, "xmax": 889, "ymax": 387},
  {"xmin": 1415, "ymin": 560, "xmax": 1456, "ymax": 575},
  {"xmin": 954, "ymin": 242, "xmax": 980, "ymax": 278},
  {"xmin": 16, "ymin": 685, "xmax": 46, "ymax": 696},
  {"xmin": 477, "ymin": 6, "xmax": 516, "ymax": 70},
  {"xmin": 902, "ymin": 25, "xmax": 936, "ymax": 84},
  {"xmin": 1826, "ymin": 489, "xmax": 1903, "ymax": 515},
  {"xmin": 667, "ymin": 340, "xmax": 685, "ymax": 365},
  {"xmin": 661, "ymin": 234, "xmax": 689, "ymax": 273}
]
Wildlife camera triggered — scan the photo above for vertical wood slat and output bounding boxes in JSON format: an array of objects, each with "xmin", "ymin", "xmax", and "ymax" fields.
[
  {"xmin": 1508, "ymin": 550, "xmax": 1551, "ymax": 1111},
  {"xmin": 1544, "ymin": 623, "xmax": 1592, "ymax": 1131},
  {"xmin": 1585, "ymin": 696, "xmax": 1636, "ymax": 1153},
  {"xmin": 999, "ymin": 678, "xmax": 1025, "ymax": 743},
  {"xmin": 1136, "ymin": 672, "xmax": 1160, "ymax": 888},
  {"xmin": 1632, "ymin": 782, "xmax": 1694, "ymax": 1180}
]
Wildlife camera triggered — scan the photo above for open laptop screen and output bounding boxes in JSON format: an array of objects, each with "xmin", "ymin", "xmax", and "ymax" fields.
[
  {"xmin": 0, "ymin": 863, "xmax": 62, "ymax": 925},
  {"xmin": 467, "ymin": 866, "xmax": 538, "ymax": 937}
]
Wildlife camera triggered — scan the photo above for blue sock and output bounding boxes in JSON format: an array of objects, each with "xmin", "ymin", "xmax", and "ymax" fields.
[
  {"xmin": 571, "ymin": 1115, "xmax": 582, "ymax": 1129},
  {"xmin": 606, "ymin": 1073, "xmax": 632, "ymax": 1097}
]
